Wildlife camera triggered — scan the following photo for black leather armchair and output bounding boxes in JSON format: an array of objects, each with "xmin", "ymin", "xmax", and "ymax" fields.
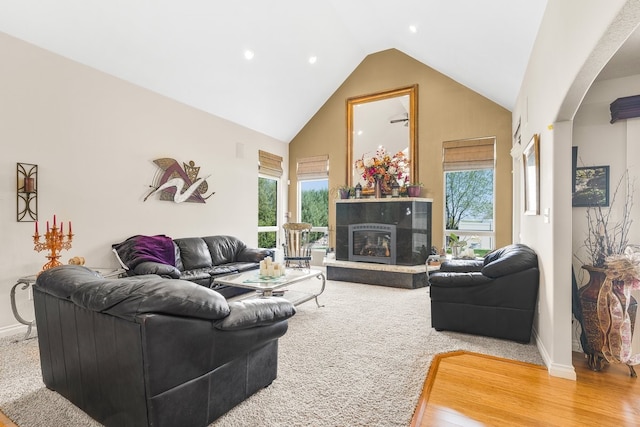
[
  {"xmin": 34, "ymin": 265, "xmax": 296, "ymax": 427},
  {"xmin": 428, "ymin": 243, "xmax": 539, "ymax": 343}
]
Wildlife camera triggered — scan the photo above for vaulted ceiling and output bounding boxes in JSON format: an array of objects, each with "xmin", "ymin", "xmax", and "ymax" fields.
[{"xmin": 0, "ymin": 1, "xmax": 550, "ymax": 142}]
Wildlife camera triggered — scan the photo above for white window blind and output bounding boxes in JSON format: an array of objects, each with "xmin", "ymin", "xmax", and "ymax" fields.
[
  {"xmin": 443, "ymin": 138, "xmax": 495, "ymax": 171},
  {"xmin": 258, "ymin": 150, "xmax": 283, "ymax": 177}
]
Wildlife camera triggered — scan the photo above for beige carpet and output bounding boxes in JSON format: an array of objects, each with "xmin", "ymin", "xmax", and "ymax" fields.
[{"xmin": 0, "ymin": 276, "xmax": 544, "ymax": 426}]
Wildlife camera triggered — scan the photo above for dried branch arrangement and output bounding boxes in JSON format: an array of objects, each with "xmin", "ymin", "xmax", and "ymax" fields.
[{"xmin": 583, "ymin": 170, "xmax": 634, "ymax": 267}]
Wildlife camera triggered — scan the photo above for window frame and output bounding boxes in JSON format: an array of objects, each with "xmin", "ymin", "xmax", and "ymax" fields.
[
  {"xmin": 258, "ymin": 174, "xmax": 282, "ymax": 249},
  {"xmin": 297, "ymin": 177, "xmax": 329, "ymax": 244},
  {"xmin": 443, "ymin": 167, "xmax": 496, "ymax": 252}
]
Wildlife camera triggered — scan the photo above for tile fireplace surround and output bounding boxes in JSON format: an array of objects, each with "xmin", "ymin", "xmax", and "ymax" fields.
[{"xmin": 329, "ymin": 197, "xmax": 433, "ymax": 288}]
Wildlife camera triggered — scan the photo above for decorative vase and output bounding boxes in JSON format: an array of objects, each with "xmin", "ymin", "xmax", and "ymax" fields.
[
  {"xmin": 339, "ymin": 188, "xmax": 350, "ymax": 199},
  {"xmin": 579, "ymin": 265, "xmax": 638, "ymax": 373},
  {"xmin": 374, "ymin": 178, "xmax": 382, "ymax": 198}
]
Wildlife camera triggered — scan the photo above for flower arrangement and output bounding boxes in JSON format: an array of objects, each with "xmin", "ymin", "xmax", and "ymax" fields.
[
  {"xmin": 582, "ymin": 170, "xmax": 634, "ymax": 267},
  {"xmin": 354, "ymin": 146, "xmax": 409, "ymax": 193}
]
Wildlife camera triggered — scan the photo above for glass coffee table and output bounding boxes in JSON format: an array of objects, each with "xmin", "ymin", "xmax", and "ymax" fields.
[{"xmin": 214, "ymin": 268, "xmax": 326, "ymax": 308}]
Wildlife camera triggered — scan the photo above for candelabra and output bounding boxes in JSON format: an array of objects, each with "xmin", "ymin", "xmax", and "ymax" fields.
[{"xmin": 33, "ymin": 215, "xmax": 73, "ymax": 272}]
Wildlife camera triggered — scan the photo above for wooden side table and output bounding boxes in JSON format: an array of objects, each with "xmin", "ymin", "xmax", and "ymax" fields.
[{"xmin": 10, "ymin": 267, "xmax": 125, "ymax": 340}]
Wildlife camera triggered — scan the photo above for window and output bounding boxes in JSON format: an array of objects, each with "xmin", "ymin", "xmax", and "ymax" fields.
[
  {"xmin": 258, "ymin": 176, "xmax": 279, "ymax": 248},
  {"xmin": 296, "ymin": 155, "xmax": 329, "ymax": 249},
  {"xmin": 443, "ymin": 138, "xmax": 495, "ymax": 255},
  {"xmin": 258, "ymin": 150, "xmax": 283, "ymax": 249},
  {"xmin": 299, "ymin": 179, "xmax": 329, "ymax": 247}
]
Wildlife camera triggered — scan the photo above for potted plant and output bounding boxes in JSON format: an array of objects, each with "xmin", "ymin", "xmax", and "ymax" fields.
[
  {"xmin": 448, "ymin": 232, "xmax": 467, "ymax": 258},
  {"xmin": 406, "ymin": 182, "xmax": 422, "ymax": 197},
  {"xmin": 338, "ymin": 185, "xmax": 351, "ymax": 199}
]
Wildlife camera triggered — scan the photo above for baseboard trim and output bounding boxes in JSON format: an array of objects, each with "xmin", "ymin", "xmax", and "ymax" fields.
[
  {"xmin": 0, "ymin": 324, "xmax": 30, "ymax": 339},
  {"xmin": 533, "ymin": 328, "xmax": 577, "ymax": 380}
]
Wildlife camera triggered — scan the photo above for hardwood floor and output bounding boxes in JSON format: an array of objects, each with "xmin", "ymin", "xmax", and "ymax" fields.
[
  {"xmin": 0, "ymin": 411, "xmax": 16, "ymax": 427},
  {"xmin": 2, "ymin": 351, "xmax": 638, "ymax": 426},
  {"xmin": 412, "ymin": 351, "xmax": 640, "ymax": 426}
]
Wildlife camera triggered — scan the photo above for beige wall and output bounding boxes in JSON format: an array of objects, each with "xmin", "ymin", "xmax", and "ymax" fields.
[{"xmin": 289, "ymin": 49, "xmax": 513, "ymax": 250}]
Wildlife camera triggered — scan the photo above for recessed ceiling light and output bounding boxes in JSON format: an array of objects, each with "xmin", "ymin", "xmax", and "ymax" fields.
[
  {"xmin": 409, "ymin": 25, "xmax": 417, "ymax": 34},
  {"xmin": 244, "ymin": 50, "xmax": 255, "ymax": 60},
  {"xmin": 308, "ymin": 56, "xmax": 317, "ymax": 64}
]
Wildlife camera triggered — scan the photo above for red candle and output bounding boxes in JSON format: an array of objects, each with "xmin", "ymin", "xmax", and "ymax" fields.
[
  {"xmin": 53, "ymin": 215, "xmax": 56, "ymax": 226},
  {"xmin": 60, "ymin": 222, "xmax": 64, "ymax": 234},
  {"xmin": 24, "ymin": 178, "xmax": 35, "ymax": 193},
  {"xmin": 47, "ymin": 221, "xmax": 50, "ymax": 232},
  {"xmin": 69, "ymin": 221, "xmax": 72, "ymax": 234},
  {"xmin": 35, "ymin": 221, "xmax": 38, "ymax": 234}
]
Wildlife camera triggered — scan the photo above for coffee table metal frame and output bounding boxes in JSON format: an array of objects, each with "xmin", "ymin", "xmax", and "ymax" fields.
[{"xmin": 214, "ymin": 268, "xmax": 326, "ymax": 308}]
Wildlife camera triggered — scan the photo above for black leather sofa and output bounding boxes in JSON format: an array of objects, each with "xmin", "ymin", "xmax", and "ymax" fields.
[
  {"xmin": 33, "ymin": 265, "xmax": 296, "ymax": 427},
  {"xmin": 428, "ymin": 243, "xmax": 539, "ymax": 343},
  {"xmin": 112, "ymin": 234, "xmax": 273, "ymax": 298}
]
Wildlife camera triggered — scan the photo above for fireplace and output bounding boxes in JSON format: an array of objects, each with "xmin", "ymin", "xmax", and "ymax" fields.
[
  {"xmin": 348, "ymin": 223, "xmax": 396, "ymax": 264},
  {"xmin": 336, "ymin": 199, "xmax": 432, "ymax": 266}
]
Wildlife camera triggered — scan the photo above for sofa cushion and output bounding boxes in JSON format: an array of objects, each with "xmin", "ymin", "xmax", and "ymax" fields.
[
  {"xmin": 36, "ymin": 265, "xmax": 230, "ymax": 321},
  {"xmin": 175, "ymin": 237, "xmax": 213, "ymax": 270},
  {"xmin": 203, "ymin": 236, "xmax": 246, "ymax": 265},
  {"xmin": 481, "ymin": 243, "xmax": 538, "ymax": 278},
  {"xmin": 132, "ymin": 261, "xmax": 181, "ymax": 279}
]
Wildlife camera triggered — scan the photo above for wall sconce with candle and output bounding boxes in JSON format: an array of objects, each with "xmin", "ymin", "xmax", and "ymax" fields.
[{"xmin": 17, "ymin": 162, "xmax": 38, "ymax": 222}]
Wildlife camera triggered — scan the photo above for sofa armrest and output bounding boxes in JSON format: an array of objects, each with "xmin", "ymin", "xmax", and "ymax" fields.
[
  {"xmin": 429, "ymin": 272, "xmax": 492, "ymax": 287},
  {"xmin": 236, "ymin": 247, "xmax": 274, "ymax": 263},
  {"xmin": 133, "ymin": 261, "xmax": 181, "ymax": 279},
  {"xmin": 214, "ymin": 298, "xmax": 296, "ymax": 331},
  {"xmin": 438, "ymin": 259, "xmax": 484, "ymax": 273}
]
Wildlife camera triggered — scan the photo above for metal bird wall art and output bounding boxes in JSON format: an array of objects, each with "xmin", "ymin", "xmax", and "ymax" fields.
[{"xmin": 144, "ymin": 158, "xmax": 214, "ymax": 203}]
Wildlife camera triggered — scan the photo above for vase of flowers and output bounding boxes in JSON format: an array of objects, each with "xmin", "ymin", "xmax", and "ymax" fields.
[{"xmin": 354, "ymin": 146, "xmax": 409, "ymax": 198}]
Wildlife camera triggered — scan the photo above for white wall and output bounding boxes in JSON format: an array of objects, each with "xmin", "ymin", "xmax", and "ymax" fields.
[
  {"xmin": 513, "ymin": 0, "xmax": 636, "ymax": 378},
  {"xmin": 572, "ymin": 75, "xmax": 640, "ymax": 276},
  {"xmin": 0, "ymin": 32, "xmax": 288, "ymax": 336},
  {"xmin": 572, "ymin": 74, "xmax": 640, "ymax": 354}
]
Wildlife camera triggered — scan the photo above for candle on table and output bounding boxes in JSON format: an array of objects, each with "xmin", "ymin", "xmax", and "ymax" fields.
[
  {"xmin": 69, "ymin": 221, "xmax": 72, "ymax": 235},
  {"xmin": 35, "ymin": 221, "xmax": 38, "ymax": 234},
  {"xmin": 47, "ymin": 221, "xmax": 50, "ymax": 232},
  {"xmin": 53, "ymin": 215, "xmax": 56, "ymax": 226},
  {"xmin": 60, "ymin": 222, "xmax": 64, "ymax": 234}
]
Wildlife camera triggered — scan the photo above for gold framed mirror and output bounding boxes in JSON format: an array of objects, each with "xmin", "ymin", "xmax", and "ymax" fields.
[{"xmin": 347, "ymin": 84, "xmax": 418, "ymax": 187}]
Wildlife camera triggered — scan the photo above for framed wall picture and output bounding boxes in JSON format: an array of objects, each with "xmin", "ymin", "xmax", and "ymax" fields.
[
  {"xmin": 572, "ymin": 146, "xmax": 578, "ymax": 192},
  {"xmin": 523, "ymin": 134, "xmax": 540, "ymax": 215},
  {"xmin": 572, "ymin": 165, "xmax": 610, "ymax": 207}
]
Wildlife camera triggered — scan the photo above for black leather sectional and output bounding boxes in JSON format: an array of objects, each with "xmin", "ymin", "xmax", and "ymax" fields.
[
  {"xmin": 112, "ymin": 234, "xmax": 273, "ymax": 298},
  {"xmin": 33, "ymin": 265, "xmax": 296, "ymax": 427}
]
